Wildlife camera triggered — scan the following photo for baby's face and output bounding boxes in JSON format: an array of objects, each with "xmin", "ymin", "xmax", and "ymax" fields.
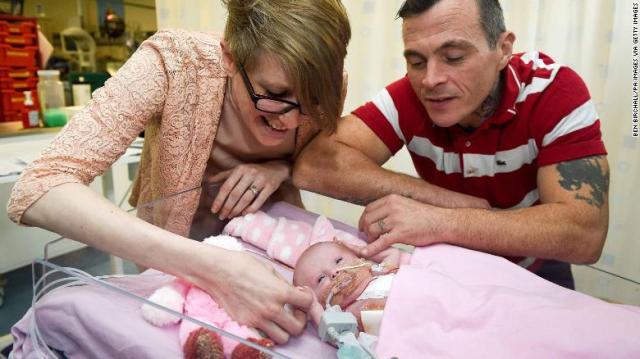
[{"xmin": 295, "ymin": 243, "xmax": 372, "ymax": 309}]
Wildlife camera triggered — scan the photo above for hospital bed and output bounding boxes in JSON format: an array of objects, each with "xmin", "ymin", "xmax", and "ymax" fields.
[
  {"xmin": 9, "ymin": 184, "xmax": 353, "ymax": 358},
  {"xmin": 7, "ymin": 184, "xmax": 640, "ymax": 358}
]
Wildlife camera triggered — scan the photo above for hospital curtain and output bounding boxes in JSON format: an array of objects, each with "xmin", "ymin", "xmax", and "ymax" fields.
[
  {"xmin": 502, "ymin": 0, "xmax": 639, "ymax": 303},
  {"xmin": 155, "ymin": 0, "xmax": 639, "ymax": 303}
]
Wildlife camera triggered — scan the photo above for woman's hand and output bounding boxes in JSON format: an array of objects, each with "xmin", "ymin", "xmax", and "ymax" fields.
[
  {"xmin": 308, "ymin": 294, "xmax": 324, "ymax": 328},
  {"xmin": 209, "ymin": 160, "xmax": 291, "ymax": 220},
  {"xmin": 193, "ymin": 247, "xmax": 313, "ymax": 344}
]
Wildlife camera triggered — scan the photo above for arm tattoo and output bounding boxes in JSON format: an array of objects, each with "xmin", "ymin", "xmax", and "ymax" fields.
[{"xmin": 556, "ymin": 156, "xmax": 609, "ymax": 208}]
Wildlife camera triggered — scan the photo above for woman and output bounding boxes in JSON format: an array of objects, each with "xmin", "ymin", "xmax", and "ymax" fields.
[{"xmin": 7, "ymin": 0, "xmax": 350, "ymax": 345}]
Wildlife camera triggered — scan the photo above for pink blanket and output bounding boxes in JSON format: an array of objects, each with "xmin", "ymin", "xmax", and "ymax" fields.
[
  {"xmin": 377, "ymin": 244, "xmax": 640, "ymax": 358},
  {"xmin": 11, "ymin": 202, "xmax": 640, "ymax": 358}
]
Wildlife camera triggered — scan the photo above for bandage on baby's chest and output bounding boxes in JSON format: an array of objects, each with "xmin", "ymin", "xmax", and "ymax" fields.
[
  {"xmin": 356, "ymin": 273, "xmax": 395, "ymax": 300},
  {"xmin": 357, "ymin": 274, "xmax": 395, "ymax": 335},
  {"xmin": 360, "ymin": 310, "xmax": 384, "ymax": 336}
]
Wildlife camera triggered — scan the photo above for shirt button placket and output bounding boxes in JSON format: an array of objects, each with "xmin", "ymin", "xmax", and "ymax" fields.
[{"xmin": 463, "ymin": 140, "xmax": 473, "ymax": 176}]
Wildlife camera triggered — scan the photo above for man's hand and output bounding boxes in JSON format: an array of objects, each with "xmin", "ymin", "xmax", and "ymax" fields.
[{"xmin": 355, "ymin": 194, "xmax": 451, "ymax": 257}]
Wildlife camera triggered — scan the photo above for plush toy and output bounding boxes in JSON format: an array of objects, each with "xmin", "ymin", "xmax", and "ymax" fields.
[
  {"xmin": 141, "ymin": 235, "xmax": 274, "ymax": 359},
  {"xmin": 141, "ymin": 213, "xmax": 367, "ymax": 358},
  {"xmin": 223, "ymin": 211, "xmax": 367, "ymax": 267}
]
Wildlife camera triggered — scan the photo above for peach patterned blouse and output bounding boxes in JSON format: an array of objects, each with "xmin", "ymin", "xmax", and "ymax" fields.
[{"xmin": 6, "ymin": 30, "xmax": 318, "ymax": 237}]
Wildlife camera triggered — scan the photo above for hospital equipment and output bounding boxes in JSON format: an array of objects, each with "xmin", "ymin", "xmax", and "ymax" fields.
[
  {"xmin": 318, "ymin": 306, "xmax": 377, "ymax": 359},
  {"xmin": 59, "ymin": 27, "xmax": 96, "ymax": 72},
  {"xmin": 318, "ymin": 307, "xmax": 358, "ymax": 343}
]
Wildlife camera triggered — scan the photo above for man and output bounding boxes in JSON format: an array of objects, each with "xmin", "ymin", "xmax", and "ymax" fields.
[{"xmin": 293, "ymin": 0, "xmax": 609, "ymax": 288}]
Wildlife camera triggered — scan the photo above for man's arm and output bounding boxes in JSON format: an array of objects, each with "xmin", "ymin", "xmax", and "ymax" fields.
[
  {"xmin": 293, "ymin": 114, "xmax": 489, "ymax": 208},
  {"xmin": 358, "ymin": 155, "xmax": 609, "ymax": 264}
]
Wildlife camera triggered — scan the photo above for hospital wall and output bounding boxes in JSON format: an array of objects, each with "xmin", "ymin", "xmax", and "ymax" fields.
[{"xmin": 155, "ymin": 0, "xmax": 640, "ymax": 304}]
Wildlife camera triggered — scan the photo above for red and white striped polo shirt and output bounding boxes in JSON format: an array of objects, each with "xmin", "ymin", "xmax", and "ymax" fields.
[{"xmin": 353, "ymin": 51, "xmax": 607, "ymax": 270}]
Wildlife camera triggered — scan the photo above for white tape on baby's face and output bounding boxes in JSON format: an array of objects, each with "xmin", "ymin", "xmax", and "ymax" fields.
[{"xmin": 323, "ymin": 259, "xmax": 373, "ymax": 309}]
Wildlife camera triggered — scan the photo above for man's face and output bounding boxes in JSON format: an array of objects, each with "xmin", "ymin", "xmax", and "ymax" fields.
[
  {"xmin": 295, "ymin": 243, "xmax": 371, "ymax": 308},
  {"xmin": 402, "ymin": 0, "xmax": 510, "ymax": 128}
]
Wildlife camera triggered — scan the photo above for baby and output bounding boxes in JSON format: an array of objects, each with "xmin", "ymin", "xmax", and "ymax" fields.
[
  {"xmin": 224, "ymin": 211, "xmax": 409, "ymax": 335},
  {"xmin": 293, "ymin": 241, "xmax": 408, "ymax": 336}
]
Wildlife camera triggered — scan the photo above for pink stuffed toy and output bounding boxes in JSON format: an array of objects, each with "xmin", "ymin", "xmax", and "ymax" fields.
[
  {"xmin": 141, "ymin": 235, "xmax": 273, "ymax": 359},
  {"xmin": 224, "ymin": 211, "xmax": 367, "ymax": 267},
  {"xmin": 141, "ymin": 213, "xmax": 366, "ymax": 358}
]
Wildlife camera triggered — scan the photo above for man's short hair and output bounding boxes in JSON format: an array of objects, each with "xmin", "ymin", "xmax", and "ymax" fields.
[{"xmin": 396, "ymin": 0, "xmax": 506, "ymax": 49}]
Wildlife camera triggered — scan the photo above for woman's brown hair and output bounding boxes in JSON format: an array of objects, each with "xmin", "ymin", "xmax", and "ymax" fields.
[{"xmin": 223, "ymin": 0, "xmax": 351, "ymax": 132}]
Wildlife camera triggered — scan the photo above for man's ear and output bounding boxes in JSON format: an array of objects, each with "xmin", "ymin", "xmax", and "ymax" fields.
[
  {"xmin": 498, "ymin": 31, "xmax": 516, "ymax": 69},
  {"xmin": 220, "ymin": 39, "xmax": 236, "ymax": 76}
]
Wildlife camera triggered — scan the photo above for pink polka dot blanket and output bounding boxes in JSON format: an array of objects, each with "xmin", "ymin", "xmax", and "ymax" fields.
[{"xmin": 224, "ymin": 211, "xmax": 367, "ymax": 268}]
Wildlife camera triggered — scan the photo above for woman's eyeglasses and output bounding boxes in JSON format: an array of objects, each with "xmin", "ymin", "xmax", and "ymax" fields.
[{"xmin": 238, "ymin": 63, "xmax": 305, "ymax": 115}]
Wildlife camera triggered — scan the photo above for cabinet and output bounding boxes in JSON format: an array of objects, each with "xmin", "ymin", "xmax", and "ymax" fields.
[{"xmin": 0, "ymin": 131, "xmax": 141, "ymax": 273}]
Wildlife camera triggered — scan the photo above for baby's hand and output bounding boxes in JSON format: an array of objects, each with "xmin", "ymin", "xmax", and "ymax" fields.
[{"xmin": 372, "ymin": 247, "xmax": 401, "ymax": 268}]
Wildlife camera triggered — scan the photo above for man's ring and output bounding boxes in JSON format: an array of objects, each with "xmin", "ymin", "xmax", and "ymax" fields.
[
  {"xmin": 378, "ymin": 219, "xmax": 386, "ymax": 233},
  {"xmin": 249, "ymin": 184, "xmax": 259, "ymax": 196}
]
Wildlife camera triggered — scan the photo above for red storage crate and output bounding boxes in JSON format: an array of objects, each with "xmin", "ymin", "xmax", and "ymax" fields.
[
  {"xmin": 0, "ymin": 32, "xmax": 37, "ymax": 46},
  {"xmin": 0, "ymin": 67, "xmax": 37, "ymax": 78},
  {"xmin": 0, "ymin": 76, "xmax": 37, "ymax": 90},
  {"xmin": 0, "ymin": 15, "xmax": 40, "ymax": 132},
  {"xmin": 0, "ymin": 89, "xmax": 38, "ymax": 113},
  {"xmin": 0, "ymin": 19, "xmax": 37, "ymax": 35},
  {"xmin": 0, "ymin": 89, "xmax": 24, "ymax": 112},
  {"xmin": 0, "ymin": 45, "xmax": 38, "ymax": 67},
  {"xmin": 0, "ymin": 109, "xmax": 21, "ymax": 122}
]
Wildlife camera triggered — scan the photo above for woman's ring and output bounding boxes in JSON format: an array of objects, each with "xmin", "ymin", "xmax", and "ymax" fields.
[
  {"xmin": 249, "ymin": 184, "xmax": 259, "ymax": 196},
  {"xmin": 378, "ymin": 219, "xmax": 386, "ymax": 233}
]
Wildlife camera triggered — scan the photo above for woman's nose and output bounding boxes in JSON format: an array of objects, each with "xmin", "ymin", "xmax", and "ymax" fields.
[{"xmin": 276, "ymin": 110, "xmax": 303, "ymax": 130}]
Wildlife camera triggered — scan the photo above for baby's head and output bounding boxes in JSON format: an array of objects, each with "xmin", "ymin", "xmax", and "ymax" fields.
[{"xmin": 293, "ymin": 241, "xmax": 373, "ymax": 309}]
